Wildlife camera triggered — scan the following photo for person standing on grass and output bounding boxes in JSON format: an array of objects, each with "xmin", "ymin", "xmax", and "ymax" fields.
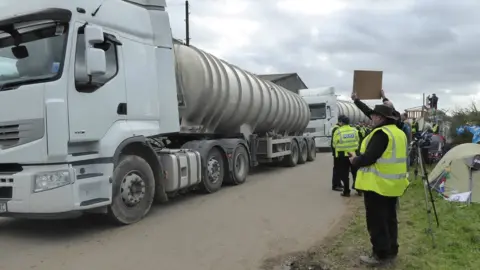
[{"xmin": 348, "ymin": 104, "xmax": 409, "ymax": 266}]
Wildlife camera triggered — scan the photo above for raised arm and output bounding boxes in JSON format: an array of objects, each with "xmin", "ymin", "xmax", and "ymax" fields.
[{"xmin": 351, "ymin": 92, "xmax": 373, "ymax": 120}]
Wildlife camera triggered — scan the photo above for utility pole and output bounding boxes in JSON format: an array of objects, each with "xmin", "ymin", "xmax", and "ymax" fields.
[
  {"xmin": 185, "ymin": 0, "xmax": 190, "ymax": 46},
  {"xmin": 422, "ymin": 93, "xmax": 425, "ymax": 117}
]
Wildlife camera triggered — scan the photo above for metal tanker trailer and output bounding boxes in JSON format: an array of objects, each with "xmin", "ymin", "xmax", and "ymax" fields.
[
  {"xmin": 337, "ymin": 100, "xmax": 371, "ymax": 124},
  {"xmin": 174, "ymin": 44, "xmax": 310, "ymax": 135}
]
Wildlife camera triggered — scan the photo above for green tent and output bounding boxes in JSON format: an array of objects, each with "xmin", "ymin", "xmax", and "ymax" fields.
[{"xmin": 428, "ymin": 143, "xmax": 480, "ymax": 203}]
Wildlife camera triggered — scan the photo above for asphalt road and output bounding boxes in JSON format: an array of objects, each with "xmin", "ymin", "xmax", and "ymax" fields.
[{"xmin": 0, "ymin": 153, "xmax": 347, "ymax": 270}]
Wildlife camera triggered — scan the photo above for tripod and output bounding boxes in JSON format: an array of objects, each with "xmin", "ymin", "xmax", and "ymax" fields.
[{"xmin": 407, "ymin": 136, "xmax": 440, "ymax": 248}]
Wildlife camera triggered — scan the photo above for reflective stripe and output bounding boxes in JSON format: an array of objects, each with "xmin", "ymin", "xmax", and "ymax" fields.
[
  {"xmin": 359, "ymin": 167, "xmax": 407, "ymax": 180},
  {"xmin": 336, "ymin": 145, "xmax": 358, "ymax": 150},
  {"xmin": 362, "ymin": 126, "xmax": 407, "ymax": 164}
]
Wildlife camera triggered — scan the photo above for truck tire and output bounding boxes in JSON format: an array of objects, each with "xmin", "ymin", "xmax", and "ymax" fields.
[
  {"xmin": 298, "ymin": 139, "xmax": 308, "ymax": 164},
  {"xmin": 283, "ymin": 140, "xmax": 299, "ymax": 167},
  {"xmin": 108, "ymin": 155, "xmax": 155, "ymax": 225},
  {"xmin": 226, "ymin": 144, "xmax": 249, "ymax": 185},
  {"xmin": 200, "ymin": 147, "xmax": 224, "ymax": 193},
  {"xmin": 307, "ymin": 139, "xmax": 316, "ymax": 161}
]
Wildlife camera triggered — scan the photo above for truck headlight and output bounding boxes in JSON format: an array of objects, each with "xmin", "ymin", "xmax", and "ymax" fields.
[{"xmin": 33, "ymin": 170, "xmax": 72, "ymax": 193}]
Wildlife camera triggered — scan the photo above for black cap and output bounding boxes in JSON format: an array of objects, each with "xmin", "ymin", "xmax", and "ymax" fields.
[{"xmin": 338, "ymin": 115, "xmax": 350, "ymax": 124}]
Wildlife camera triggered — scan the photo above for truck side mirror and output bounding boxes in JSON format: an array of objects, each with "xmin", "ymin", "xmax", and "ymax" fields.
[{"xmin": 84, "ymin": 25, "xmax": 106, "ymax": 75}]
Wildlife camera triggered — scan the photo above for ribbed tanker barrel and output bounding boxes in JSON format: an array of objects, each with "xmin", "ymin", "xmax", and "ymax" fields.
[
  {"xmin": 174, "ymin": 43, "xmax": 310, "ymax": 135},
  {"xmin": 337, "ymin": 100, "xmax": 371, "ymax": 124}
]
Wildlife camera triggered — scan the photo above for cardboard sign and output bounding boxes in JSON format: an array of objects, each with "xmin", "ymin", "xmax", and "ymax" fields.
[{"xmin": 353, "ymin": 70, "xmax": 383, "ymax": 100}]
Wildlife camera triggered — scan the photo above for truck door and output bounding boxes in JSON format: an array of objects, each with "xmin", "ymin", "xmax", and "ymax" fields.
[
  {"xmin": 67, "ymin": 23, "xmax": 127, "ymax": 142},
  {"xmin": 326, "ymin": 105, "xmax": 332, "ymax": 136},
  {"xmin": 309, "ymin": 103, "xmax": 326, "ymax": 136}
]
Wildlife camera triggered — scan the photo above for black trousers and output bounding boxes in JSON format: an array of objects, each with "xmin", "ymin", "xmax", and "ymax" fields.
[
  {"xmin": 364, "ymin": 191, "xmax": 399, "ymax": 259},
  {"xmin": 332, "ymin": 158, "xmax": 342, "ymax": 188},
  {"xmin": 334, "ymin": 157, "xmax": 353, "ymax": 193},
  {"xmin": 351, "ymin": 165, "xmax": 358, "ymax": 190}
]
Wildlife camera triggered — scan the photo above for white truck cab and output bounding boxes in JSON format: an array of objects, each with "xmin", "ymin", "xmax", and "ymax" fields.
[
  {"xmin": 300, "ymin": 87, "xmax": 337, "ymax": 149},
  {"xmin": 0, "ymin": 0, "xmax": 180, "ymax": 220}
]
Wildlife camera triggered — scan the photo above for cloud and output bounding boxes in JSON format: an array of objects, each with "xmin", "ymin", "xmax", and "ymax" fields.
[{"xmin": 166, "ymin": 0, "xmax": 480, "ymax": 112}]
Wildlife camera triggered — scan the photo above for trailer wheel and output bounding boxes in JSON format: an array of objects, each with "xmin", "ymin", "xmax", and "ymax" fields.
[
  {"xmin": 283, "ymin": 140, "xmax": 299, "ymax": 167},
  {"xmin": 200, "ymin": 147, "xmax": 224, "ymax": 193},
  {"xmin": 226, "ymin": 145, "xmax": 249, "ymax": 185},
  {"xmin": 307, "ymin": 139, "xmax": 316, "ymax": 161},
  {"xmin": 298, "ymin": 140, "xmax": 308, "ymax": 164},
  {"xmin": 108, "ymin": 155, "xmax": 155, "ymax": 225}
]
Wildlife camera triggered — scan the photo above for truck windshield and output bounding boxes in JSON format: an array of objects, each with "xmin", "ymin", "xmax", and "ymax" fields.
[
  {"xmin": 309, "ymin": 103, "xmax": 326, "ymax": 120},
  {"xmin": 0, "ymin": 20, "xmax": 67, "ymax": 89}
]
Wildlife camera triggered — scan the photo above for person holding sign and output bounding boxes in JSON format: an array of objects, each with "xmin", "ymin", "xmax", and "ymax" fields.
[
  {"xmin": 332, "ymin": 115, "xmax": 360, "ymax": 197},
  {"xmin": 348, "ymin": 104, "xmax": 409, "ymax": 266}
]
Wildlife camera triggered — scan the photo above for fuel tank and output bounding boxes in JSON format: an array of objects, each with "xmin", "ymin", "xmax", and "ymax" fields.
[
  {"xmin": 337, "ymin": 100, "xmax": 371, "ymax": 124},
  {"xmin": 174, "ymin": 44, "xmax": 310, "ymax": 135}
]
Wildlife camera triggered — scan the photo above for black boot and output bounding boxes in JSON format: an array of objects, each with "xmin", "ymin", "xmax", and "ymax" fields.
[{"xmin": 332, "ymin": 186, "xmax": 343, "ymax": 192}]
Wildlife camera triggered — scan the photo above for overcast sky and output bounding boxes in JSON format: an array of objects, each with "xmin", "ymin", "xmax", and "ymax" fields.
[{"xmin": 165, "ymin": 0, "xmax": 480, "ymax": 112}]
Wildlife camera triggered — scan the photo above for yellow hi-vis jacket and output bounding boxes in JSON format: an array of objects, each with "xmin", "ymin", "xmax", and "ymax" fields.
[
  {"xmin": 332, "ymin": 125, "xmax": 359, "ymax": 157},
  {"xmin": 355, "ymin": 124, "xmax": 409, "ymax": 197}
]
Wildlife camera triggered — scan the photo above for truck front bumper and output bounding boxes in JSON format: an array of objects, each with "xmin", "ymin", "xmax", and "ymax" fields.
[{"xmin": 0, "ymin": 163, "xmax": 113, "ymax": 218}]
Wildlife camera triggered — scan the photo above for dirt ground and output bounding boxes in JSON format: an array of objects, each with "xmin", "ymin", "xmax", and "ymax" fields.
[{"xmin": 0, "ymin": 153, "xmax": 347, "ymax": 270}]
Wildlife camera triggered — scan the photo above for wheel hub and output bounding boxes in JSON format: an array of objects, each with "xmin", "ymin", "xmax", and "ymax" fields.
[
  {"xmin": 207, "ymin": 158, "xmax": 221, "ymax": 183},
  {"xmin": 235, "ymin": 154, "xmax": 246, "ymax": 175},
  {"xmin": 120, "ymin": 171, "xmax": 146, "ymax": 207}
]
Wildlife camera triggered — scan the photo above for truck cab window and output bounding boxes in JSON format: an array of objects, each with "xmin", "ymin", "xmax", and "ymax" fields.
[
  {"xmin": 74, "ymin": 30, "xmax": 118, "ymax": 92},
  {"xmin": 0, "ymin": 20, "xmax": 67, "ymax": 89},
  {"xmin": 309, "ymin": 103, "xmax": 326, "ymax": 120}
]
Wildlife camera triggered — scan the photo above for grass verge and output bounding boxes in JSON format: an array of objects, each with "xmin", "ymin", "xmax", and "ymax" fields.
[{"xmin": 287, "ymin": 170, "xmax": 480, "ymax": 269}]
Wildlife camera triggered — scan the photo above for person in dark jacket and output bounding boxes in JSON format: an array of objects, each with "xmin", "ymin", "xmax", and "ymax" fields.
[
  {"xmin": 351, "ymin": 91, "xmax": 404, "ymax": 130},
  {"xmin": 349, "ymin": 104, "xmax": 409, "ymax": 266}
]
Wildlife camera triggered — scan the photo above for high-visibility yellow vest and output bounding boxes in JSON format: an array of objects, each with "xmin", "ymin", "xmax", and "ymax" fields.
[
  {"xmin": 355, "ymin": 124, "xmax": 409, "ymax": 197},
  {"xmin": 332, "ymin": 125, "xmax": 359, "ymax": 157},
  {"xmin": 359, "ymin": 127, "xmax": 366, "ymax": 138},
  {"xmin": 432, "ymin": 124, "xmax": 438, "ymax": 133},
  {"xmin": 412, "ymin": 122, "xmax": 417, "ymax": 133}
]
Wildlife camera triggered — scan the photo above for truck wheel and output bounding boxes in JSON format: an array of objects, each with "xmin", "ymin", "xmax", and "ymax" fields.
[
  {"xmin": 283, "ymin": 140, "xmax": 299, "ymax": 167},
  {"xmin": 108, "ymin": 155, "xmax": 155, "ymax": 225},
  {"xmin": 298, "ymin": 140, "xmax": 308, "ymax": 164},
  {"xmin": 226, "ymin": 145, "xmax": 249, "ymax": 185},
  {"xmin": 307, "ymin": 139, "xmax": 316, "ymax": 161},
  {"xmin": 200, "ymin": 147, "xmax": 224, "ymax": 193}
]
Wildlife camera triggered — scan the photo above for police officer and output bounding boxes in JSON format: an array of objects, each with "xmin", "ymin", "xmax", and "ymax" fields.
[
  {"xmin": 332, "ymin": 115, "xmax": 359, "ymax": 197},
  {"xmin": 331, "ymin": 122, "xmax": 342, "ymax": 191},
  {"xmin": 349, "ymin": 104, "xmax": 409, "ymax": 266},
  {"xmin": 432, "ymin": 122, "xmax": 439, "ymax": 134},
  {"xmin": 412, "ymin": 118, "xmax": 419, "ymax": 136}
]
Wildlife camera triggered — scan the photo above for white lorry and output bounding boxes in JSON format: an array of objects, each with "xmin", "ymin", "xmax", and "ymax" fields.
[
  {"xmin": 300, "ymin": 87, "xmax": 370, "ymax": 150},
  {"xmin": 0, "ymin": 0, "xmax": 316, "ymax": 224}
]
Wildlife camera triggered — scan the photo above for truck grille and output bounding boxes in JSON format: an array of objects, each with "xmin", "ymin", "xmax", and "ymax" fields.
[
  {"xmin": 0, "ymin": 119, "xmax": 44, "ymax": 150},
  {"xmin": 0, "ymin": 124, "xmax": 19, "ymax": 148}
]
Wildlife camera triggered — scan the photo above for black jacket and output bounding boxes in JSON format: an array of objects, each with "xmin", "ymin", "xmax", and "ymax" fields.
[
  {"xmin": 331, "ymin": 126, "xmax": 338, "ymax": 156},
  {"xmin": 351, "ymin": 119, "xmax": 397, "ymax": 167},
  {"xmin": 353, "ymin": 98, "xmax": 404, "ymax": 129}
]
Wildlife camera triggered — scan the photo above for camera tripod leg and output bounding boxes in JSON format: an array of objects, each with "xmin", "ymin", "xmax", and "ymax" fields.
[{"xmin": 417, "ymin": 146, "xmax": 440, "ymax": 248}]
